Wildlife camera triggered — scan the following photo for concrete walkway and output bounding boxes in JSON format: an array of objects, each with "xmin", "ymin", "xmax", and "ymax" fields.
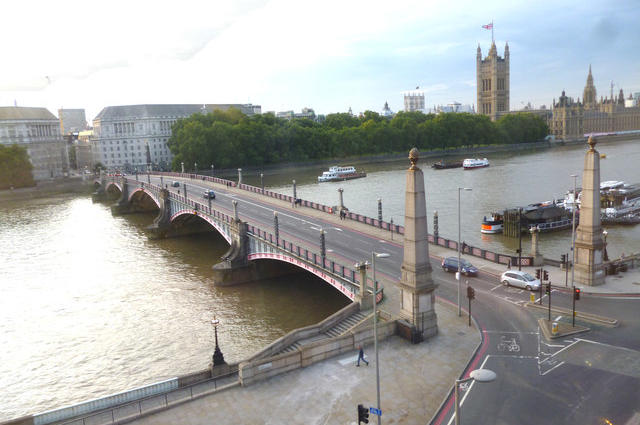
[{"xmin": 130, "ymin": 301, "xmax": 479, "ymax": 425}]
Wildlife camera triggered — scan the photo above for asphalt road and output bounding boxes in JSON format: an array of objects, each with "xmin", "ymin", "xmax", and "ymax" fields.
[{"xmin": 139, "ymin": 175, "xmax": 640, "ymax": 425}]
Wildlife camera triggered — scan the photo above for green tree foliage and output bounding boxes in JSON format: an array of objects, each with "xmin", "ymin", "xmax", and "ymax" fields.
[
  {"xmin": 0, "ymin": 144, "xmax": 35, "ymax": 189},
  {"xmin": 167, "ymin": 108, "xmax": 550, "ymax": 170},
  {"xmin": 496, "ymin": 113, "xmax": 549, "ymax": 144}
]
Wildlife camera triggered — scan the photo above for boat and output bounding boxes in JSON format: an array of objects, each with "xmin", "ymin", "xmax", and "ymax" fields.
[
  {"xmin": 432, "ymin": 159, "xmax": 463, "ymax": 169},
  {"xmin": 481, "ymin": 213, "xmax": 504, "ymax": 234},
  {"xmin": 317, "ymin": 166, "xmax": 366, "ymax": 182},
  {"xmin": 463, "ymin": 158, "xmax": 490, "ymax": 169}
]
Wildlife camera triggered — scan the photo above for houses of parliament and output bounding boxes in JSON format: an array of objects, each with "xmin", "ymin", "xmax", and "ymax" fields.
[{"xmin": 476, "ymin": 42, "xmax": 640, "ymax": 139}]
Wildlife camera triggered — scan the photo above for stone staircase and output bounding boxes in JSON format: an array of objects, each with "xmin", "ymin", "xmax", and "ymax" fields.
[{"xmin": 277, "ymin": 310, "xmax": 372, "ymax": 354}]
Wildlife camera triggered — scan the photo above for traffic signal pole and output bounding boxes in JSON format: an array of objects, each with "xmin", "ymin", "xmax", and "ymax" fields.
[
  {"xmin": 572, "ymin": 287, "xmax": 576, "ymax": 327},
  {"xmin": 548, "ymin": 283, "xmax": 551, "ymax": 321}
]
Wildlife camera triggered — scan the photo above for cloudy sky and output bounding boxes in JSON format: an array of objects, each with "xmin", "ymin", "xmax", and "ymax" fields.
[{"xmin": 1, "ymin": 0, "xmax": 639, "ymax": 122}]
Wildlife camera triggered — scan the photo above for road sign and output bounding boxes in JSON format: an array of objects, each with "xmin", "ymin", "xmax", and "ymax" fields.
[{"xmin": 369, "ymin": 407, "xmax": 382, "ymax": 416}]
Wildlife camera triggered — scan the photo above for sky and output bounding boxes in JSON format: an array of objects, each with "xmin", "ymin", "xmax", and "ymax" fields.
[{"xmin": 1, "ymin": 0, "xmax": 639, "ymax": 122}]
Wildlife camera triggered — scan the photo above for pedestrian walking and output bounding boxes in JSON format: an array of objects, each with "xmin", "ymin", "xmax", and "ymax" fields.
[{"xmin": 356, "ymin": 345, "xmax": 368, "ymax": 366}]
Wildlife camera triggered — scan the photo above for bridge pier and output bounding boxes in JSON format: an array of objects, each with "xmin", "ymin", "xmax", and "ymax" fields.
[
  {"xmin": 91, "ymin": 174, "xmax": 107, "ymax": 203},
  {"xmin": 212, "ymin": 219, "xmax": 254, "ymax": 285},
  {"xmin": 110, "ymin": 178, "xmax": 132, "ymax": 215}
]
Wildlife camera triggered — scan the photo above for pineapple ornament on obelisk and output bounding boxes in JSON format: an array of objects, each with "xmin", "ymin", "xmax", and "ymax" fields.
[{"xmin": 397, "ymin": 148, "xmax": 438, "ymax": 340}]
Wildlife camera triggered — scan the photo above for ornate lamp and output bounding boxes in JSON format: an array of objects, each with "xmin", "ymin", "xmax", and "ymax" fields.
[{"xmin": 211, "ymin": 317, "xmax": 226, "ymax": 366}]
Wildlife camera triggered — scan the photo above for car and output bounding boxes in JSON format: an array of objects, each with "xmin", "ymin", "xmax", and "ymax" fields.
[
  {"xmin": 203, "ymin": 190, "xmax": 216, "ymax": 199},
  {"xmin": 500, "ymin": 271, "xmax": 541, "ymax": 291},
  {"xmin": 171, "ymin": 181, "xmax": 180, "ymax": 187},
  {"xmin": 441, "ymin": 257, "xmax": 478, "ymax": 276}
]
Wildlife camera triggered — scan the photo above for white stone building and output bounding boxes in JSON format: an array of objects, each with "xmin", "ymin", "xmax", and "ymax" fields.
[
  {"xmin": 91, "ymin": 104, "xmax": 260, "ymax": 171},
  {"xmin": 404, "ymin": 91, "xmax": 425, "ymax": 112},
  {"xmin": 0, "ymin": 106, "xmax": 68, "ymax": 180}
]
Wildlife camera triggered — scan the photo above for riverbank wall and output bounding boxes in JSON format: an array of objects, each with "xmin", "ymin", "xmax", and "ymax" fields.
[{"xmin": 0, "ymin": 177, "xmax": 94, "ymax": 202}]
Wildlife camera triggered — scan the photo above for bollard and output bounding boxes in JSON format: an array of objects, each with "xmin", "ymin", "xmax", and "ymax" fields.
[
  {"xmin": 530, "ymin": 293, "xmax": 535, "ymax": 303},
  {"xmin": 551, "ymin": 322, "xmax": 559, "ymax": 336}
]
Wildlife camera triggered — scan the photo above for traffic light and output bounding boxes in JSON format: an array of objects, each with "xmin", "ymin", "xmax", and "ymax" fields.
[
  {"xmin": 545, "ymin": 284, "xmax": 551, "ymax": 294},
  {"xmin": 467, "ymin": 286, "xmax": 475, "ymax": 300},
  {"xmin": 358, "ymin": 404, "xmax": 369, "ymax": 424},
  {"xmin": 561, "ymin": 254, "xmax": 567, "ymax": 264},
  {"xmin": 535, "ymin": 269, "xmax": 541, "ymax": 279},
  {"xmin": 543, "ymin": 270, "xmax": 549, "ymax": 281},
  {"xmin": 574, "ymin": 287, "xmax": 581, "ymax": 300}
]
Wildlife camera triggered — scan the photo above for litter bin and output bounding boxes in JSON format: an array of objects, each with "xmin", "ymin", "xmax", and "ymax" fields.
[{"xmin": 552, "ymin": 322, "xmax": 559, "ymax": 336}]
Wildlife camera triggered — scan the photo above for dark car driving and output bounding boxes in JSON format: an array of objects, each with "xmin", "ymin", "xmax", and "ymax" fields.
[
  {"xmin": 441, "ymin": 257, "xmax": 478, "ymax": 276},
  {"xmin": 203, "ymin": 190, "xmax": 216, "ymax": 199}
]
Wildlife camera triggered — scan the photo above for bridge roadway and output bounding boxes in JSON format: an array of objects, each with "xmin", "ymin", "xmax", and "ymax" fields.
[
  {"xmin": 99, "ymin": 173, "xmax": 640, "ymax": 424},
  {"xmin": 140, "ymin": 173, "xmax": 407, "ymax": 310}
]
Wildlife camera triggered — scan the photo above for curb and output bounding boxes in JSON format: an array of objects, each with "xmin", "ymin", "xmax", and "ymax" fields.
[
  {"xmin": 525, "ymin": 302, "xmax": 618, "ymax": 327},
  {"xmin": 429, "ymin": 297, "xmax": 486, "ymax": 425},
  {"xmin": 537, "ymin": 318, "xmax": 590, "ymax": 341}
]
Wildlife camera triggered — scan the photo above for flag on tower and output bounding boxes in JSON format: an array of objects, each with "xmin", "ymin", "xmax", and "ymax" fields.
[{"xmin": 482, "ymin": 23, "xmax": 493, "ymax": 30}]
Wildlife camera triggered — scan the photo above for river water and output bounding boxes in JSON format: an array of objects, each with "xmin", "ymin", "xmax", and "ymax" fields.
[{"xmin": 1, "ymin": 139, "xmax": 638, "ymax": 419}]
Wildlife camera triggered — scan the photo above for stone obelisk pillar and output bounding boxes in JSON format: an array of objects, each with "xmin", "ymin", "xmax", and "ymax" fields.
[
  {"xmin": 398, "ymin": 148, "xmax": 438, "ymax": 339},
  {"xmin": 574, "ymin": 136, "xmax": 605, "ymax": 286}
]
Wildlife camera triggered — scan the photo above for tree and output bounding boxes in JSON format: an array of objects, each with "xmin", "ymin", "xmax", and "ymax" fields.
[{"xmin": 0, "ymin": 144, "xmax": 35, "ymax": 189}]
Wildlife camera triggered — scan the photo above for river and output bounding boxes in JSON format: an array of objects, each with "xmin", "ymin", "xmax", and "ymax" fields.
[{"xmin": 1, "ymin": 138, "xmax": 638, "ymax": 419}]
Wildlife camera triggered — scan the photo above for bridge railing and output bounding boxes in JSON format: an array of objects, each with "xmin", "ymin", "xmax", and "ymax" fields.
[{"xmin": 143, "ymin": 173, "xmax": 532, "ymax": 268}]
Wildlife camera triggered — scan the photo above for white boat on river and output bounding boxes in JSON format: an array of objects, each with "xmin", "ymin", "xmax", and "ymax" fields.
[{"xmin": 317, "ymin": 166, "xmax": 366, "ymax": 182}]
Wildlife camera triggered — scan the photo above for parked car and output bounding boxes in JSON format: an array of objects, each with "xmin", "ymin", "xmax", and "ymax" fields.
[
  {"xmin": 203, "ymin": 190, "xmax": 216, "ymax": 199},
  {"xmin": 171, "ymin": 181, "xmax": 180, "ymax": 187},
  {"xmin": 500, "ymin": 271, "xmax": 541, "ymax": 291},
  {"xmin": 441, "ymin": 257, "xmax": 478, "ymax": 276}
]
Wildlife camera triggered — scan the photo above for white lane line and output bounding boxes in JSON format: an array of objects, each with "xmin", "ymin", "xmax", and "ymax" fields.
[
  {"xmin": 483, "ymin": 330, "xmax": 539, "ymax": 335},
  {"xmin": 554, "ymin": 315, "xmax": 563, "ymax": 322},
  {"xmin": 541, "ymin": 361, "xmax": 565, "ymax": 376},
  {"xmin": 446, "ymin": 356, "xmax": 491, "ymax": 425},
  {"xmin": 490, "ymin": 284, "xmax": 502, "ymax": 292},
  {"xmin": 489, "ymin": 355, "xmax": 538, "ymax": 359}
]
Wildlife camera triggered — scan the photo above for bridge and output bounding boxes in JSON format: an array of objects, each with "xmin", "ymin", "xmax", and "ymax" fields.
[{"xmin": 94, "ymin": 173, "xmax": 373, "ymax": 302}]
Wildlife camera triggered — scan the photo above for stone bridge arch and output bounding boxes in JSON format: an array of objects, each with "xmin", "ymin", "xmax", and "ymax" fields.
[
  {"xmin": 128, "ymin": 187, "xmax": 161, "ymax": 211},
  {"xmin": 105, "ymin": 181, "xmax": 123, "ymax": 198},
  {"xmin": 247, "ymin": 252, "xmax": 356, "ymax": 301},
  {"xmin": 169, "ymin": 209, "xmax": 233, "ymax": 244}
]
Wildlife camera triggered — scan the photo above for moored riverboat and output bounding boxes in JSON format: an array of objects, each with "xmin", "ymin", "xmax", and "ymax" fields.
[
  {"xmin": 463, "ymin": 158, "xmax": 490, "ymax": 169},
  {"xmin": 317, "ymin": 166, "xmax": 366, "ymax": 182},
  {"xmin": 432, "ymin": 159, "xmax": 463, "ymax": 169},
  {"xmin": 481, "ymin": 213, "xmax": 504, "ymax": 234}
]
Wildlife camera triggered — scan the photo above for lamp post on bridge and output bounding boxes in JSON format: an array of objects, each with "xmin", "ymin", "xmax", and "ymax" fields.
[
  {"xmin": 570, "ymin": 174, "xmax": 578, "ymax": 289},
  {"xmin": 377, "ymin": 198, "xmax": 382, "ymax": 227},
  {"xmin": 261, "ymin": 173, "xmax": 264, "ymax": 192},
  {"xmin": 454, "ymin": 369, "xmax": 497, "ymax": 425},
  {"xmin": 181, "ymin": 162, "xmax": 184, "ymax": 173},
  {"xmin": 211, "ymin": 164, "xmax": 214, "ymax": 177},
  {"xmin": 371, "ymin": 251, "xmax": 389, "ymax": 425},
  {"xmin": 211, "ymin": 317, "xmax": 226, "ymax": 367},
  {"xmin": 457, "ymin": 187, "xmax": 472, "ymax": 317},
  {"xmin": 194, "ymin": 162, "xmax": 198, "ymax": 173},
  {"xmin": 603, "ymin": 229, "xmax": 609, "ymax": 262},
  {"xmin": 293, "ymin": 180, "xmax": 297, "ymax": 202},
  {"xmin": 274, "ymin": 211, "xmax": 279, "ymax": 244}
]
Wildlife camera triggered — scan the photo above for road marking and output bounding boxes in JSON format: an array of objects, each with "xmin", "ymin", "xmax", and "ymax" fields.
[
  {"xmin": 483, "ymin": 330, "xmax": 539, "ymax": 334},
  {"xmin": 446, "ymin": 356, "xmax": 491, "ymax": 425},
  {"xmin": 541, "ymin": 361, "xmax": 565, "ymax": 376},
  {"xmin": 554, "ymin": 315, "xmax": 563, "ymax": 322},
  {"xmin": 490, "ymin": 284, "xmax": 502, "ymax": 292}
]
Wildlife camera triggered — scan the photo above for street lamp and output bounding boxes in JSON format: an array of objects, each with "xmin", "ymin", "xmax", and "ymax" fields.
[
  {"xmin": 570, "ymin": 174, "xmax": 579, "ymax": 289},
  {"xmin": 454, "ymin": 368, "xmax": 497, "ymax": 425},
  {"xmin": 194, "ymin": 162, "xmax": 198, "ymax": 173},
  {"xmin": 211, "ymin": 317, "xmax": 226, "ymax": 366},
  {"xmin": 181, "ymin": 162, "xmax": 184, "ymax": 173},
  {"xmin": 261, "ymin": 173, "xmax": 264, "ymax": 192},
  {"xmin": 371, "ymin": 251, "xmax": 390, "ymax": 425},
  {"xmin": 603, "ymin": 229, "xmax": 609, "ymax": 262},
  {"xmin": 458, "ymin": 187, "xmax": 472, "ymax": 317},
  {"xmin": 211, "ymin": 164, "xmax": 214, "ymax": 176}
]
